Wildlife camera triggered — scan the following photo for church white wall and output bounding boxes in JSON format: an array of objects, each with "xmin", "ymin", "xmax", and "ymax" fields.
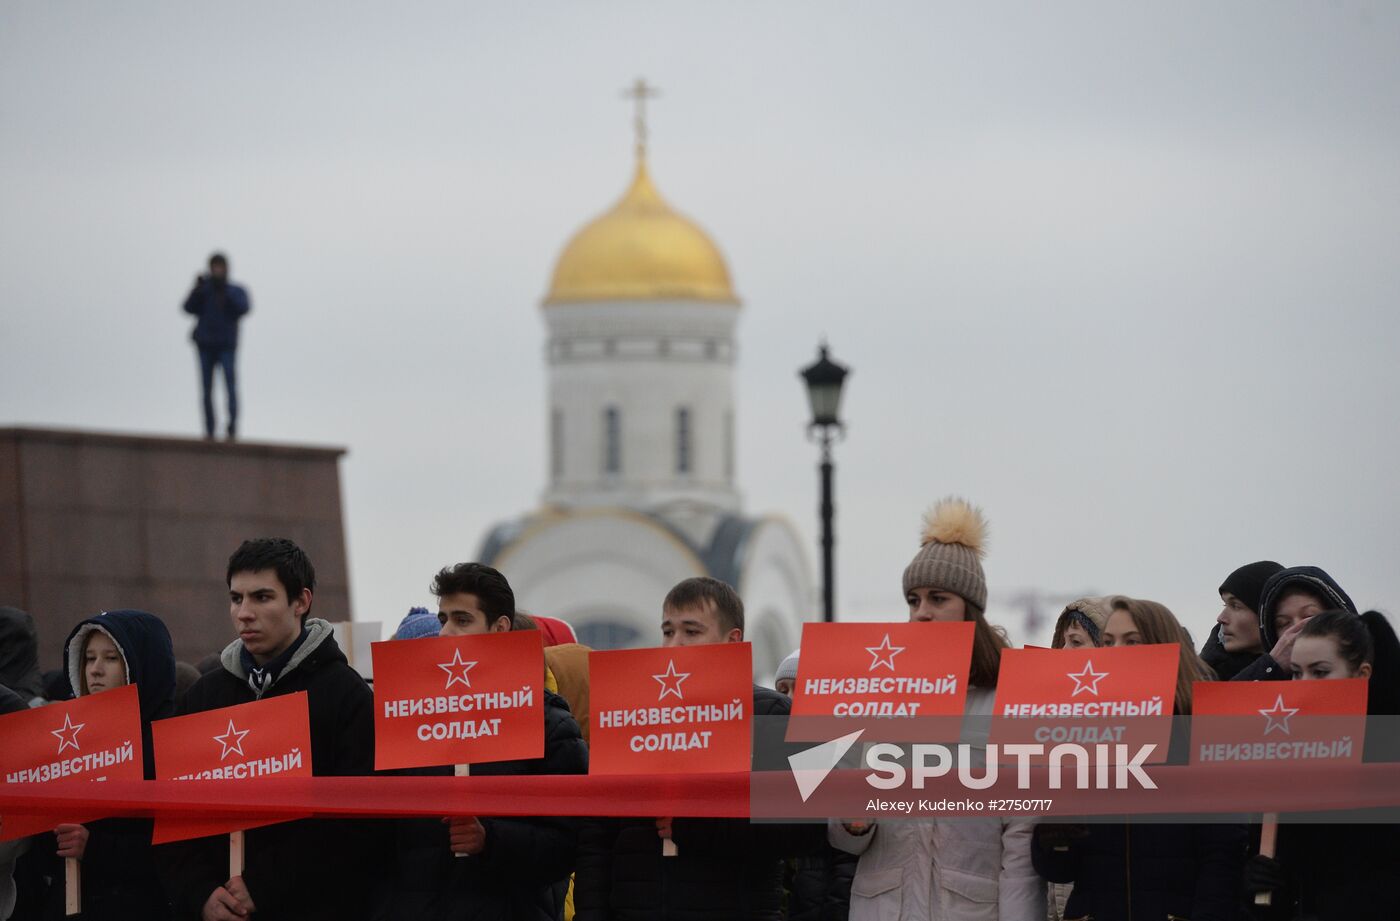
[
  {"xmin": 542, "ymin": 301, "xmax": 741, "ymax": 512},
  {"xmin": 737, "ymin": 515, "xmax": 816, "ymax": 680},
  {"xmin": 492, "ymin": 509, "xmax": 706, "ymax": 650}
]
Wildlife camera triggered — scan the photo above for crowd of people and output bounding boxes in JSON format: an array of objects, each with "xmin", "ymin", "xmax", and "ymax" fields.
[{"xmin": 1, "ymin": 496, "xmax": 1397, "ymax": 921}]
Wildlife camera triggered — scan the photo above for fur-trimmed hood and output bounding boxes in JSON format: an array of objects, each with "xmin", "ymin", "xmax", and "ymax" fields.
[{"xmin": 63, "ymin": 609, "xmax": 176, "ymax": 722}]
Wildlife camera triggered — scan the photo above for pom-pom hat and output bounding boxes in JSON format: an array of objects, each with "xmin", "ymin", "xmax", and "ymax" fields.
[{"xmin": 902, "ymin": 497, "xmax": 989, "ymax": 613}]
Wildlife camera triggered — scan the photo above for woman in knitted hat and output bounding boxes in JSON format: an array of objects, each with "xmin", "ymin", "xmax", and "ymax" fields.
[
  {"xmin": 900, "ymin": 496, "xmax": 1010, "ymax": 685},
  {"xmin": 831, "ymin": 497, "xmax": 1045, "ymax": 921},
  {"xmin": 1052, "ymin": 597, "xmax": 1111, "ymax": 649}
]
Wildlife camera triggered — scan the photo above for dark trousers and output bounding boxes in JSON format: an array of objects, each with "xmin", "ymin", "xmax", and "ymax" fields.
[{"xmin": 197, "ymin": 345, "xmax": 238, "ymax": 437}]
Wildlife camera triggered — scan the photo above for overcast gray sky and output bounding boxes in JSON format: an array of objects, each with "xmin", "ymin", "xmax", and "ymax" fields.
[{"xmin": 3, "ymin": 1, "xmax": 1397, "ymax": 645}]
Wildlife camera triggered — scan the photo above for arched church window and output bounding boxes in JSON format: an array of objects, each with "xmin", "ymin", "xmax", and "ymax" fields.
[
  {"xmin": 676, "ymin": 407, "xmax": 692, "ymax": 475},
  {"xmin": 603, "ymin": 406, "xmax": 622, "ymax": 474}
]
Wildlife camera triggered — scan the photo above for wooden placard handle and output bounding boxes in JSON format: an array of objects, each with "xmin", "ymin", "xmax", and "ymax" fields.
[
  {"xmin": 64, "ymin": 857, "xmax": 80, "ymax": 916},
  {"xmin": 1254, "ymin": 813, "xmax": 1278, "ymax": 906},
  {"xmin": 229, "ymin": 829, "xmax": 245, "ymax": 878},
  {"xmin": 454, "ymin": 764, "xmax": 471, "ymax": 858}
]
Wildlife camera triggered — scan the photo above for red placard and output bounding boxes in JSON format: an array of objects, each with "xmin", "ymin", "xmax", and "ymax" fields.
[
  {"xmin": 150, "ymin": 692, "xmax": 313, "ymax": 843},
  {"xmin": 0, "ymin": 684, "xmax": 144, "ymax": 839},
  {"xmin": 991, "ymin": 645, "xmax": 1179, "ymax": 760},
  {"xmin": 789, "ymin": 621, "xmax": 972, "ymax": 739},
  {"xmin": 1191, "ymin": 678, "xmax": 1368, "ymax": 765},
  {"xmin": 589, "ymin": 643, "xmax": 753, "ymax": 775},
  {"xmin": 372, "ymin": 631, "xmax": 545, "ymax": 771}
]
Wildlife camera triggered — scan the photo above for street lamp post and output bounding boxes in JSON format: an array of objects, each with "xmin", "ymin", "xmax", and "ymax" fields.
[{"xmin": 800, "ymin": 343, "xmax": 850, "ymax": 623}]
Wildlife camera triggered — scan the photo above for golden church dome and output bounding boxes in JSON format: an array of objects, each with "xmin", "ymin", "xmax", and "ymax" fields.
[{"xmin": 544, "ymin": 158, "xmax": 739, "ymax": 306}]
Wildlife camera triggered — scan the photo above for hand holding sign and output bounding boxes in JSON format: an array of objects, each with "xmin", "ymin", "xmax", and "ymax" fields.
[
  {"xmin": 789, "ymin": 621, "xmax": 973, "ymax": 741},
  {"xmin": 151, "ymin": 692, "xmax": 313, "ymax": 844},
  {"xmin": 446, "ymin": 816, "xmax": 487, "ymax": 856},
  {"xmin": 991, "ymin": 645, "xmax": 1179, "ymax": 761},
  {"xmin": 1190, "ymin": 676, "xmax": 1369, "ymax": 906},
  {"xmin": 371, "ymin": 631, "xmax": 545, "ymax": 771},
  {"xmin": 0, "ymin": 684, "xmax": 144, "ymax": 839},
  {"xmin": 588, "ymin": 643, "xmax": 753, "ymax": 775},
  {"xmin": 0, "ymin": 683, "xmax": 143, "ymax": 916},
  {"xmin": 590, "ymin": 642, "xmax": 754, "ymax": 857}
]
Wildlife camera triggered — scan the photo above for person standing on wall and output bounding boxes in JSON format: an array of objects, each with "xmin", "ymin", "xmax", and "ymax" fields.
[{"xmin": 183, "ymin": 252, "xmax": 250, "ymax": 440}]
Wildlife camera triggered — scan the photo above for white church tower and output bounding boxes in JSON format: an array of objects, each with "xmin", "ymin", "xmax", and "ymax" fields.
[{"xmin": 479, "ymin": 81, "xmax": 812, "ymax": 674}]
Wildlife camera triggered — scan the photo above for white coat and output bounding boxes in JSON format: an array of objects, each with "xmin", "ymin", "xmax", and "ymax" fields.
[{"xmin": 828, "ymin": 688, "xmax": 1044, "ymax": 921}]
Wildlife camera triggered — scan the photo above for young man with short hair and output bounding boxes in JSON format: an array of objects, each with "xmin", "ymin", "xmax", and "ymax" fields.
[
  {"xmin": 434, "ymin": 561, "xmax": 515, "ymax": 637},
  {"xmin": 372, "ymin": 562, "xmax": 588, "ymax": 921},
  {"xmin": 159, "ymin": 538, "xmax": 375, "ymax": 921},
  {"xmin": 575, "ymin": 576, "xmax": 820, "ymax": 921},
  {"xmin": 1200, "ymin": 560, "xmax": 1284, "ymax": 680}
]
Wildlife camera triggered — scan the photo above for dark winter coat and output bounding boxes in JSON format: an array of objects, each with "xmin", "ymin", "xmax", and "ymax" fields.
[
  {"xmin": 574, "ymin": 685, "xmax": 824, "ymax": 921},
  {"xmin": 0, "ymin": 607, "xmax": 44, "ymax": 704},
  {"xmin": 1033, "ymin": 821, "xmax": 1247, "ymax": 921},
  {"xmin": 183, "ymin": 278, "xmax": 250, "ymax": 349},
  {"xmin": 1199, "ymin": 623, "xmax": 1260, "ymax": 682},
  {"xmin": 1231, "ymin": 567, "xmax": 1358, "ymax": 683},
  {"xmin": 157, "ymin": 618, "xmax": 375, "ymax": 921},
  {"xmin": 0, "ymin": 684, "xmax": 25, "ymax": 920},
  {"xmin": 785, "ymin": 846, "xmax": 856, "ymax": 921},
  {"xmin": 1259, "ymin": 614, "xmax": 1400, "ymax": 921},
  {"xmin": 23, "ymin": 611, "xmax": 180, "ymax": 921},
  {"xmin": 371, "ymin": 689, "xmax": 589, "ymax": 921},
  {"xmin": 0, "ymin": 682, "xmax": 25, "ymax": 715}
]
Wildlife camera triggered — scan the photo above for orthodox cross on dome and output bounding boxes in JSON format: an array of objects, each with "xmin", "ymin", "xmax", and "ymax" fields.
[{"xmin": 621, "ymin": 77, "xmax": 661, "ymax": 160}]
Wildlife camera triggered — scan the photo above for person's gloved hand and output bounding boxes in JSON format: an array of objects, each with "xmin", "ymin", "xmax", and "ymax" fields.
[
  {"xmin": 1243, "ymin": 853, "xmax": 1288, "ymax": 897},
  {"xmin": 1034, "ymin": 822, "xmax": 1089, "ymax": 852}
]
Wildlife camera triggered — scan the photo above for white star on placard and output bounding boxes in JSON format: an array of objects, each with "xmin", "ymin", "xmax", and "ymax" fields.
[
  {"xmin": 1258, "ymin": 694, "xmax": 1300, "ymax": 736},
  {"xmin": 653, "ymin": 660, "xmax": 690, "ymax": 701},
  {"xmin": 1066, "ymin": 661, "xmax": 1109, "ymax": 697},
  {"xmin": 213, "ymin": 719, "xmax": 251, "ymax": 760},
  {"xmin": 51, "ymin": 714, "xmax": 85, "ymax": 754},
  {"xmin": 437, "ymin": 649, "xmax": 478, "ymax": 690},
  {"xmin": 865, "ymin": 634, "xmax": 905, "ymax": 671}
]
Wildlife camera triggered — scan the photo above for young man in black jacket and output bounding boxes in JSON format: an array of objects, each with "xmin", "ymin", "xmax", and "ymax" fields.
[
  {"xmin": 158, "ymin": 538, "xmax": 375, "ymax": 921},
  {"xmin": 372, "ymin": 562, "xmax": 588, "ymax": 921},
  {"xmin": 575, "ymin": 577, "xmax": 819, "ymax": 921}
]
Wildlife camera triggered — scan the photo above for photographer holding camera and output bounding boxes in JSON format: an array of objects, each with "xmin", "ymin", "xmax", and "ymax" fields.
[{"xmin": 183, "ymin": 252, "xmax": 251, "ymax": 440}]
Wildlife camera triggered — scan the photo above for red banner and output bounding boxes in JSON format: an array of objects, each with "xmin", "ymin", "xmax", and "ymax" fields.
[
  {"xmin": 0, "ymin": 684, "xmax": 143, "ymax": 839},
  {"xmin": 371, "ymin": 631, "xmax": 544, "ymax": 770},
  {"xmin": 1191, "ymin": 678, "xmax": 1368, "ymax": 765},
  {"xmin": 789, "ymin": 622, "xmax": 972, "ymax": 739},
  {"xmin": 990, "ymin": 645, "xmax": 1179, "ymax": 760},
  {"xmin": 5, "ymin": 762, "xmax": 1400, "ymax": 825},
  {"xmin": 151, "ymin": 692, "xmax": 313, "ymax": 843},
  {"xmin": 589, "ymin": 643, "xmax": 752, "ymax": 775}
]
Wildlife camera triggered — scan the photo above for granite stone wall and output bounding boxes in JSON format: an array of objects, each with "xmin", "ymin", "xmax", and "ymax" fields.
[{"xmin": 0, "ymin": 427, "xmax": 351, "ymax": 669}]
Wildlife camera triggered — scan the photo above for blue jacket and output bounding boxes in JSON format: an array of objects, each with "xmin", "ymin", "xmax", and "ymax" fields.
[{"xmin": 183, "ymin": 278, "xmax": 250, "ymax": 349}]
